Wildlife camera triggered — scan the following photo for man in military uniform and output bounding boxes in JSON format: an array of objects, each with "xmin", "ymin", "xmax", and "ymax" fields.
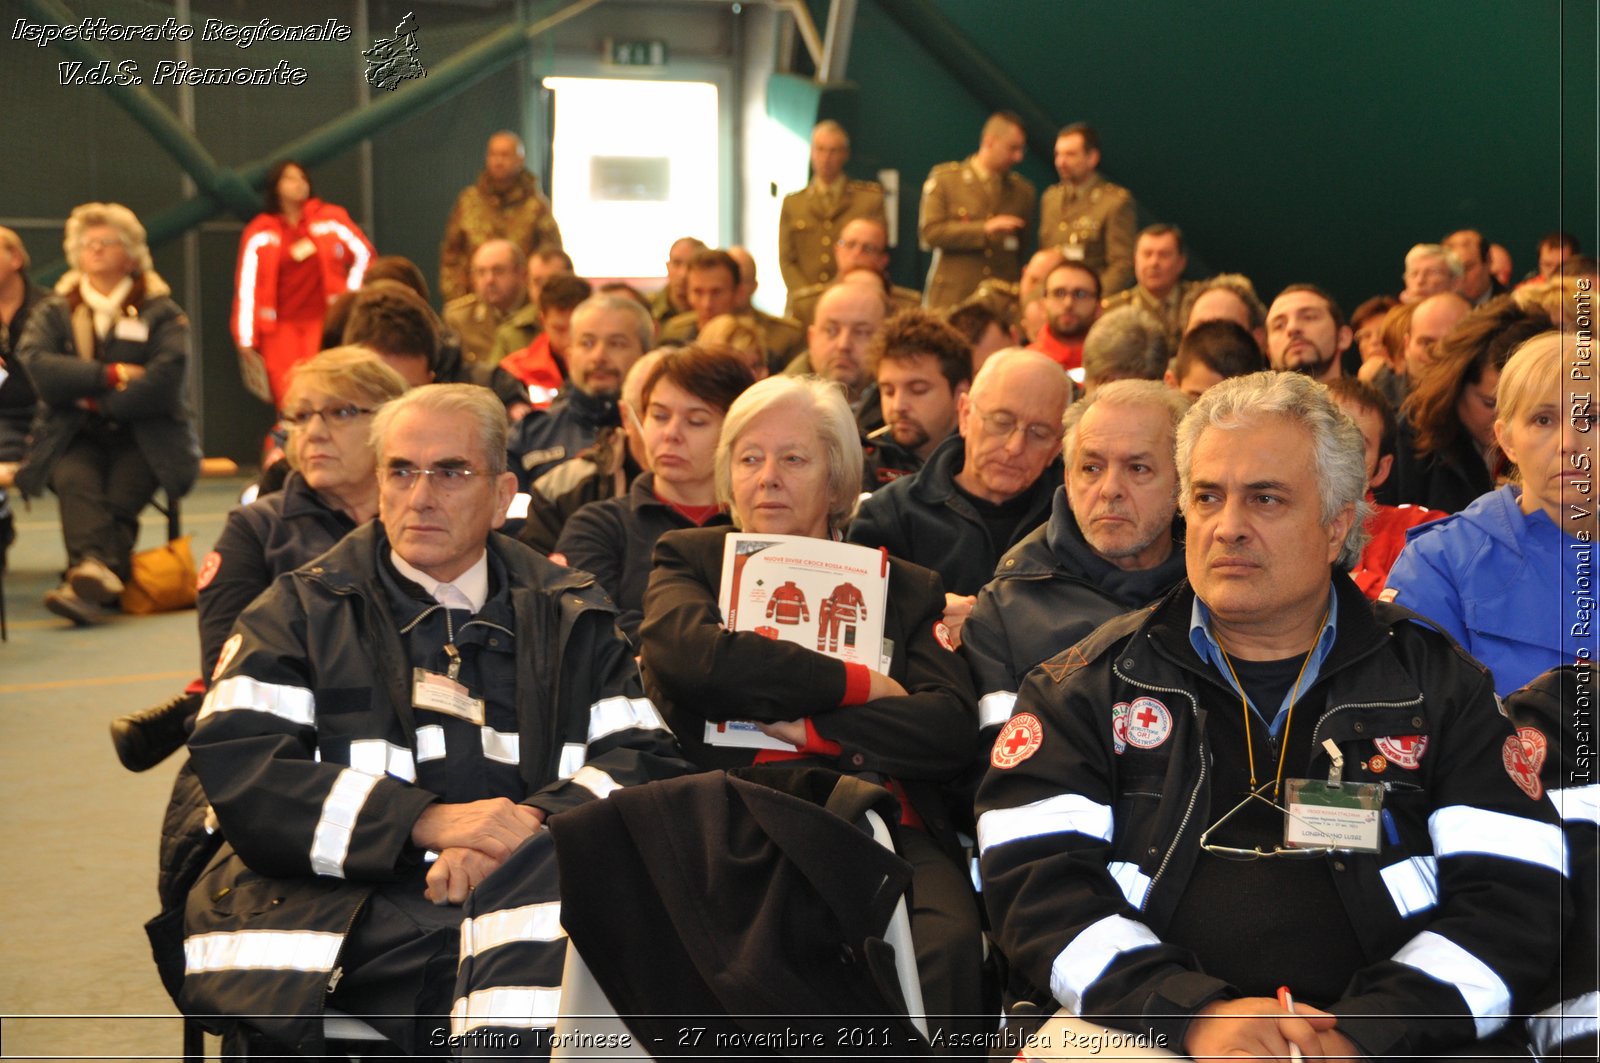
[
  {"xmin": 487, "ymin": 247, "xmax": 573, "ymax": 364},
  {"xmin": 1101, "ymin": 223, "xmax": 1198, "ymax": 342},
  {"xmin": 439, "ymin": 132, "xmax": 562, "ymax": 302},
  {"xmin": 442, "ymin": 239, "xmax": 527, "ymax": 379},
  {"xmin": 777, "ymin": 121, "xmax": 887, "ymax": 297},
  {"xmin": 727, "ymin": 246, "xmax": 806, "ymax": 366},
  {"xmin": 648, "ymin": 236, "xmax": 706, "ymax": 326},
  {"xmin": 787, "ymin": 217, "xmax": 921, "ymax": 327},
  {"xmin": 1037, "ymin": 123, "xmax": 1137, "ymax": 297},
  {"xmin": 919, "ymin": 112, "xmax": 1036, "ymax": 312}
]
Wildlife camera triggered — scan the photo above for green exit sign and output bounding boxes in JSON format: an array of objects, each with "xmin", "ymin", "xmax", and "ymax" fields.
[{"xmin": 608, "ymin": 39, "xmax": 667, "ymax": 66}]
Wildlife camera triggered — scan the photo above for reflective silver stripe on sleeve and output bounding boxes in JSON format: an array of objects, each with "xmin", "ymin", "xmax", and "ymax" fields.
[
  {"xmin": 588, "ymin": 696, "xmax": 666, "ymax": 743},
  {"xmin": 199, "ymin": 676, "xmax": 315, "ymax": 729},
  {"xmin": 459, "ymin": 902, "xmax": 564, "ymax": 959},
  {"xmin": 1107, "ymin": 861, "xmax": 1151, "ymax": 910},
  {"xmin": 978, "ymin": 691, "xmax": 1017, "ymax": 729},
  {"xmin": 347, "ymin": 739, "xmax": 417, "ymax": 783},
  {"xmin": 977, "ymin": 793, "xmax": 1114, "ymax": 854},
  {"xmin": 481, "ymin": 727, "xmax": 520, "ymax": 766},
  {"xmin": 1529, "ymin": 991, "xmax": 1599, "ymax": 1058},
  {"xmin": 309, "ymin": 768, "xmax": 380, "ymax": 878},
  {"xmin": 1392, "ymin": 930, "xmax": 1510, "ymax": 1038},
  {"xmin": 571, "ymin": 765, "xmax": 621, "ymax": 799},
  {"xmin": 234, "ymin": 231, "xmax": 274, "ymax": 347},
  {"xmin": 450, "ymin": 986, "xmax": 563, "ymax": 1036},
  {"xmin": 1380, "ymin": 855, "xmax": 1439, "ymax": 917},
  {"xmin": 558, "ymin": 742, "xmax": 586, "ymax": 779},
  {"xmin": 1429, "ymin": 805, "xmax": 1567, "ymax": 874},
  {"xmin": 185, "ymin": 929, "xmax": 342, "ymax": 973},
  {"xmin": 1551, "ymin": 783, "xmax": 1600, "ymax": 824},
  {"xmin": 416, "ymin": 725, "xmax": 446, "ymax": 763},
  {"xmin": 308, "ymin": 219, "xmax": 372, "ymax": 287},
  {"xmin": 1048, "ymin": 914, "xmax": 1162, "ymax": 1014}
]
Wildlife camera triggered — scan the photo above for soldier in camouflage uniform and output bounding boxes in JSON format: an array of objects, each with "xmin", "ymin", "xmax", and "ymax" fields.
[
  {"xmin": 441, "ymin": 239, "xmax": 528, "ymax": 378},
  {"xmin": 1037, "ymin": 123, "xmax": 1137, "ymax": 297},
  {"xmin": 777, "ymin": 121, "xmax": 887, "ymax": 297},
  {"xmin": 438, "ymin": 132, "xmax": 562, "ymax": 303},
  {"xmin": 919, "ymin": 112, "xmax": 1036, "ymax": 312},
  {"xmin": 648, "ymin": 236, "xmax": 706, "ymax": 326}
]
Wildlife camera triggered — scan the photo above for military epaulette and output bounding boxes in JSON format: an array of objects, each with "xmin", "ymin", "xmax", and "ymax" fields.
[
  {"xmin": 846, "ymin": 178, "xmax": 883, "ymax": 191},
  {"xmin": 929, "ymin": 161, "xmax": 963, "ymax": 176},
  {"xmin": 443, "ymin": 293, "xmax": 477, "ymax": 314},
  {"xmin": 1038, "ymin": 607, "xmax": 1150, "ymax": 685}
]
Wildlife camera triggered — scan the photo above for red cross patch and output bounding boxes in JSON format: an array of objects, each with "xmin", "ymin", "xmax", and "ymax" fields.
[
  {"xmin": 1123, "ymin": 696, "xmax": 1172, "ymax": 750},
  {"xmin": 992, "ymin": 712, "xmax": 1044, "ymax": 769},
  {"xmin": 1503, "ymin": 727, "xmax": 1547, "ymax": 800},
  {"xmin": 1374, "ymin": 735, "xmax": 1428, "ymax": 770},
  {"xmin": 196, "ymin": 550, "xmax": 223, "ymax": 591},
  {"xmin": 1111, "ymin": 702, "xmax": 1130, "ymax": 755},
  {"xmin": 212, "ymin": 632, "xmax": 243, "ymax": 680},
  {"xmin": 933, "ymin": 621, "xmax": 956, "ymax": 652}
]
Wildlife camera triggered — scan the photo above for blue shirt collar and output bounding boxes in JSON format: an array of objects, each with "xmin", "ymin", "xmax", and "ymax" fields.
[{"xmin": 1188, "ymin": 587, "xmax": 1340, "ymax": 735}]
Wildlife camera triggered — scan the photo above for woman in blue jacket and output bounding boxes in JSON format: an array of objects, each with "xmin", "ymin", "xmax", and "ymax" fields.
[{"xmin": 1387, "ymin": 330, "xmax": 1594, "ymax": 695}]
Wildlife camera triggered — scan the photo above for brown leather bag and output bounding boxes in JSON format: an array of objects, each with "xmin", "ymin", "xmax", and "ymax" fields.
[{"xmin": 121, "ymin": 535, "xmax": 198, "ymax": 614}]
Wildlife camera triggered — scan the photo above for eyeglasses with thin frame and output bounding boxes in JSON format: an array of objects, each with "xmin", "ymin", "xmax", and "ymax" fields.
[
  {"xmin": 835, "ymin": 238, "xmax": 885, "ymax": 255},
  {"xmin": 1197, "ymin": 782, "xmax": 1338, "ymax": 861},
  {"xmin": 79, "ymin": 237, "xmax": 124, "ymax": 252},
  {"xmin": 969, "ymin": 403, "xmax": 1059, "ymax": 448},
  {"xmin": 281, "ymin": 404, "xmax": 376, "ymax": 429},
  {"xmin": 382, "ymin": 464, "xmax": 488, "ymax": 491},
  {"xmin": 1045, "ymin": 286, "xmax": 1097, "ymax": 302}
]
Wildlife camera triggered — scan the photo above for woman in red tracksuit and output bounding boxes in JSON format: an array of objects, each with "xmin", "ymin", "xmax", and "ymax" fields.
[{"xmin": 231, "ymin": 159, "xmax": 374, "ymax": 403}]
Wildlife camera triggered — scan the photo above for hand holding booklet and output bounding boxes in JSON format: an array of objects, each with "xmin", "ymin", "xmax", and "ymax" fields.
[{"xmin": 709, "ymin": 533, "xmax": 891, "ymax": 751}]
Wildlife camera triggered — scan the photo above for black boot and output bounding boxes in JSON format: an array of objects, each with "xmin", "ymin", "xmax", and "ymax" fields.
[{"xmin": 110, "ymin": 689, "xmax": 201, "ymax": 772}]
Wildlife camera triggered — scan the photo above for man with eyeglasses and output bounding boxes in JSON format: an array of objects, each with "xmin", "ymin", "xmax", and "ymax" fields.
[
  {"xmin": 1028, "ymin": 261, "xmax": 1102, "ymax": 372},
  {"xmin": 442, "ymin": 239, "xmax": 527, "ymax": 377},
  {"xmin": 786, "ymin": 218, "xmax": 920, "ymax": 328},
  {"xmin": 184, "ymin": 383, "xmax": 689, "ymax": 1056},
  {"xmin": 977, "ymin": 372, "xmax": 1567, "ymax": 1062},
  {"xmin": 850, "ymin": 349, "xmax": 1068, "ymax": 619}
]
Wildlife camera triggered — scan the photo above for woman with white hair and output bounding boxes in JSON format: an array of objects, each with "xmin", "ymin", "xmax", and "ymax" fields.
[
  {"xmin": 1387, "ymin": 330, "xmax": 1594, "ymax": 696},
  {"xmin": 17, "ymin": 202, "xmax": 200, "ymax": 625},
  {"xmin": 639, "ymin": 374, "xmax": 985, "ymax": 1038}
]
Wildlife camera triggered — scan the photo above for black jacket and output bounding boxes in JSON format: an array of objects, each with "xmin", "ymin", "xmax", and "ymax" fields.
[
  {"xmin": 0, "ymin": 276, "xmax": 45, "ymax": 461},
  {"xmin": 1378, "ymin": 420, "xmax": 1496, "ymax": 515},
  {"xmin": 640, "ymin": 525, "xmax": 979, "ymax": 851},
  {"xmin": 16, "ymin": 270, "xmax": 200, "ymax": 499},
  {"xmin": 555, "ymin": 472, "xmax": 730, "ymax": 645},
  {"xmin": 181, "ymin": 523, "xmax": 691, "ymax": 1054},
  {"xmin": 507, "ymin": 386, "xmax": 620, "ymax": 491},
  {"xmin": 976, "ymin": 573, "xmax": 1570, "ymax": 1060},
  {"xmin": 196, "ymin": 470, "xmax": 358, "ymax": 680},
  {"xmin": 1502, "ymin": 665, "xmax": 1599, "ymax": 1060},
  {"xmin": 963, "ymin": 485, "xmax": 1186, "ymax": 733},
  {"xmin": 847, "ymin": 433, "xmax": 1059, "ymax": 596}
]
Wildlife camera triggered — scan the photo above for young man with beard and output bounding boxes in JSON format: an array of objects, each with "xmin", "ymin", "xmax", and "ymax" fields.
[
  {"xmin": 861, "ymin": 309, "xmax": 971, "ymax": 490},
  {"xmin": 1028, "ymin": 260, "xmax": 1101, "ymax": 372},
  {"xmin": 1265, "ymin": 284, "xmax": 1351, "ymax": 384}
]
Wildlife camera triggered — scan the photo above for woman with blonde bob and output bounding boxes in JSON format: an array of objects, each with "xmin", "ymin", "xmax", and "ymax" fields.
[
  {"xmin": 17, "ymin": 202, "xmax": 200, "ymax": 626},
  {"xmin": 1387, "ymin": 331, "xmax": 1594, "ymax": 695},
  {"xmin": 639, "ymin": 374, "xmax": 985, "ymax": 1038},
  {"xmin": 111, "ymin": 347, "xmax": 407, "ymax": 772}
]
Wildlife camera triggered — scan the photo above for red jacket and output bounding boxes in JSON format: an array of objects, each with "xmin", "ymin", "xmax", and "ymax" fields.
[
  {"xmin": 1028, "ymin": 327, "xmax": 1084, "ymax": 372},
  {"xmin": 1351, "ymin": 497, "xmax": 1445, "ymax": 599},
  {"xmin": 497, "ymin": 334, "xmax": 565, "ymax": 409},
  {"xmin": 231, "ymin": 199, "xmax": 373, "ymax": 348}
]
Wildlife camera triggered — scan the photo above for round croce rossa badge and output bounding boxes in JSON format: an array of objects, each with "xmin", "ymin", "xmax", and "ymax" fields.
[{"xmin": 992, "ymin": 712, "xmax": 1044, "ymax": 769}]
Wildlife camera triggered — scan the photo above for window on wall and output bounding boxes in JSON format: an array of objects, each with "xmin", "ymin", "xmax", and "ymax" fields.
[{"xmin": 544, "ymin": 77, "xmax": 720, "ymax": 280}]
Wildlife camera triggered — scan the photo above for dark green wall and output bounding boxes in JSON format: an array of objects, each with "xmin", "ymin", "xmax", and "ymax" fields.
[{"xmin": 843, "ymin": 0, "xmax": 1597, "ymax": 313}]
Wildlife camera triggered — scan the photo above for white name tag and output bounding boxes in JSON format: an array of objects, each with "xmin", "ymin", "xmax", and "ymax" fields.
[
  {"xmin": 1063, "ymin": 243, "xmax": 1086, "ymax": 261},
  {"xmin": 1284, "ymin": 779, "xmax": 1383, "ymax": 853},
  {"xmin": 113, "ymin": 318, "xmax": 149, "ymax": 343},
  {"xmin": 412, "ymin": 668, "xmax": 484, "ymax": 725},
  {"xmin": 289, "ymin": 238, "xmax": 317, "ymax": 262}
]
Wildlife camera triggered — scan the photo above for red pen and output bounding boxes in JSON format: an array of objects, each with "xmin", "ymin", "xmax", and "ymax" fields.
[{"xmin": 1277, "ymin": 985, "xmax": 1304, "ymax": 1061}]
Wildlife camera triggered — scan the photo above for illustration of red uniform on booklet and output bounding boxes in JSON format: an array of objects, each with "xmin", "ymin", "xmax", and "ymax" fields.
[{"xmin": 713, "ymin": 534, "xmax": 889, "ymax": 750}]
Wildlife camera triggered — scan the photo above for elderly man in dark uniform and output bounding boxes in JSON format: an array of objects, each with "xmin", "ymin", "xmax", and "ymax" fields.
[
  {"xmin": 919, "ymin": 111, "xmax": 1037, "ymax": 312},
  {"xmin": 180, "ymin": 384, "xmax": 688, "ymax": 1056}
]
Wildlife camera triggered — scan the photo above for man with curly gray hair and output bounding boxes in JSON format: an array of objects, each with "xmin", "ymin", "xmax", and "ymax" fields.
[{"xmin": 977, "ymin": 369, "xmax": 1568, "ymax": 1062}]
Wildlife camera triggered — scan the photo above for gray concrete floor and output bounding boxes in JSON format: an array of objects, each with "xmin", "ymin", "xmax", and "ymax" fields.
[{"xmin": 1, "ymin": 476, "xmax": 250, "ymax": 1062}]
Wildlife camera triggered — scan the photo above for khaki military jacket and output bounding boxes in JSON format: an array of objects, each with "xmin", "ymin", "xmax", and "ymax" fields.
[
  {"xmin": 1101, "ymin": 279, "xmax": 1200, "ymax": 342},
  {"xmin": 1038, "ymin": 174, "xmax": 1137, "ymax": 296},
  {"xmin": 489, "ymin": 302, "xmax": 542, "ymax": 364},
  {"xmin": 438, "ymin": 170, "xmax": 562, "ymax": 302},
  {"xmin": 777, "ymin": 178, "xmax": 887, "ymax": 294},
  {"xmin": 918, "ymin": 156, "xmax": 1036, "ymax": 311},
  {"xmin": 786, "ymin": 280, "xmax": 921, "ymax": 328},
  {"xmin": 662, "ymin": 308, "xmax": 806, "ymax": 365},
  {"xmin": 443, "ymin": 292, "xmax": 526, "ymax": 369}
]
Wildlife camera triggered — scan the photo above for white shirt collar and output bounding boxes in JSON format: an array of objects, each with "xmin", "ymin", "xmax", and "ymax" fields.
[{"xmin": 388, "ymin": 548, "xmax": 490, "ymax": 612}]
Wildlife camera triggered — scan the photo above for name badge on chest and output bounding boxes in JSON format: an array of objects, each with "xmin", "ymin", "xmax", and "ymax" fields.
[
  {"xmin": 412, "ymin": 668, "xmax": 484, "ymax": 725},
  {"xmin": 1283, "ymin": 740, "xmax": 1383, "ymax": 853},
  {"xmin": 113, "ymin": 318, "xmax": 149, "ymax": 343},
  {"xmin": 289, "ymin": 237, "xmax": 317, "ymax": 262}
]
